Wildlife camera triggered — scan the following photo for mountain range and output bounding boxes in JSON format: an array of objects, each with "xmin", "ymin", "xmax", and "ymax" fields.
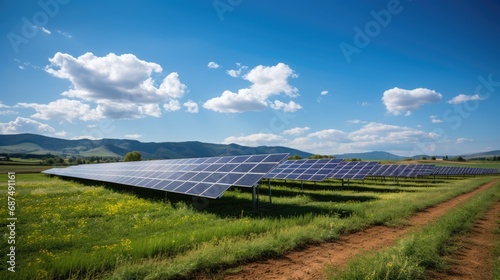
[
  {"xmin": 0, "ymin": 134, "xmax": 498, "ymax": 161},
  {"xmin": 0, "ymin": 133, "xmax": 312, "ymax": 159}
]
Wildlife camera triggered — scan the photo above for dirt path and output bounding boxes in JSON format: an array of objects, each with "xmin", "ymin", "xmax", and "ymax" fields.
[
  {"xmin": 214, "ymin": 179, "xmax": 499, "ymax": 280},
  {"xmin": 430, "ymin": 201, "xmax": 500, "ymax": 280}
]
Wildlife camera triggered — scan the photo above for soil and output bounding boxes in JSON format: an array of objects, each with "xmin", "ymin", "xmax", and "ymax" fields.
[
  {"xmin": 201, "ymin": 178, "xmax": 499, "ymax": 280},
  {"xmin": 430, "ymin": 201, "xmax": 500, "ymax": 280}
]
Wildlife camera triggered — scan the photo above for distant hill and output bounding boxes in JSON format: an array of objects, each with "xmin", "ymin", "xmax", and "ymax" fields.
[
  {"xmin": 0, "ymin": 133, "xmax": 313, "ymax": 159},
  {"xmin": 333, "ymin": 151, "xmax": 405, "ymax": 161},
  {"xmin": 462, "ymin": 150, "xmax": 500, "ymax": 160}
]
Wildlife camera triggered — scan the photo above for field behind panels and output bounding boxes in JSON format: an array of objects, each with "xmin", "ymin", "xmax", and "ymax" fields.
[{"xmin": 1, "ymin": 170, "xmax": 498, "ymax": 279}]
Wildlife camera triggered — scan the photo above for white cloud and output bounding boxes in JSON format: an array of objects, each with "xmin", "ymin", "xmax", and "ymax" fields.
[
  {"xmin": 321, "ymin": 90, "xmax": 328, "ymax": 95},
  {"xmin": 346, "ymin": 119, "xmax": 366, "ymax": 125},
  {"xmin": 0, "ymin": 102, "xmax": 10, "ymax": 109},
  {"xmin": 204, "ymin": 63, "xmax": 300, "ymax": 113},
  {"xmin": 282, "ymin": 127, "xmax": 310, "ymax": 135},
  {"xmin": 0, "ymin": 110, "xmax": 18, "ymax": 115},
  {"xmin": 0, "ymin": 117, "xmax": 56, "ymax": 134},
  {"xmin": 203, "ymin": 89, "xmax": 267, "ymax": 113},
  {"xmin": 456, "ymin": 137, "xmax": 473, "ymax": 144},
  {"xmin": 183, "ymin": 100, "xmax": 199, "ymax": 113},
  {"xmin": 44, "ymin": 52, "xmax": 188, "ymax": 120},
  {"xmin": 223, "ymin": 122, "xmax": 441, "ymax": 155},
  {"xmin": 447, "ymin": 94, "xmax": 486, "ymax": 104},
  {"xmin": 269, "ymin": 100, "xmax": 302, "ymax": 112},
  {"xmin": 34, "ymin": 25, "xmax": 51, "ymax": 34},
  {"xmin": 226, "ymin": 63, "xmax": 248, "ymax": 78},
  {"xmin": 382, "ymin": 87, "xmax": 443, "ymax": 116},
  {"xmin": 55, "ymin": 131, "xmax": 67, "ymax": 137},
  {"xmin": 125, "ymin": 134, "xmax": 142, "ymax": 139},
  {"xmin": 207, "ymin": 61, "xmax": 220, "ymax": 69},
  {"xmin": 223, "ymin": 133, "xmax": 286, "ymax": 147},
  {"xmin": 163, "ymin": 99, "xmax": 181, "ymax": 112},
  {"xmin": 0, "ymin": 102, "xmax": 16, "ymax": 115},
  {"xmin": 16, "ymin": 99, "xmax": 99, "ymax": 122},
  {"xmin": 57, "ymin": 30, "xmax": 72, "ymax": 38},
  {"xmin": 430, "ymin": 115, "xmax": 443, "ymax": 123}
]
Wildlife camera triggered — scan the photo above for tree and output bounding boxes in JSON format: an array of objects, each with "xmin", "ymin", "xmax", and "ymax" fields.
[
  {"xmin": 431, "ymin": 156, "xmax": 436, "ymax": 160},
  {"xmin": 288, "ymin": 154, "xmax": 302, "ymax": 160},
  {"xmin": 124, "ymin": 151, "xmax": 142, "ymax": 162},
  {"xmin": 455, "ymin": 156, "xmax": 466, "ymax": 162},
  {"xmin": 308, "ymin": 154, "xmax": 334, "ymax": 159}
]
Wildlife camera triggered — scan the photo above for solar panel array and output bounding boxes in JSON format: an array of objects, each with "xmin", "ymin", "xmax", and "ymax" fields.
[
  {"xmin": 264, "ymin": 158, "xmax": 343, "ymax": 181},
  {"xmin": 431, "ymin": 166, "xmax": 500, "ymax": 176},
  {"xmin": 43, "ymin": 153, "xmax": 289, "ymax": 199},
  {"xmin": 328, "ymin": 161, "xmax": 379, "ymax": 180},
  {"xmin": 369, "ymin": 164, "xmax": 437, "ymax": 178}
]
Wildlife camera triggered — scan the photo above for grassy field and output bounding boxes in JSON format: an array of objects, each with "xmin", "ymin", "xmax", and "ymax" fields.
[
  {"xmin": 0, "ymin": 164, "xmax": 51, "ymax": 174},
  {"xmin": 327, "ymin": 180, "xmax": 500, "ymax": 279},
  {"xmin": 0, "ymin": 173, "xmax": 497, "ymax": 279}
]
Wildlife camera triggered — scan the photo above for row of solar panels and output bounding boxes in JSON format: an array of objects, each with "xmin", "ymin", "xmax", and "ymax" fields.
[
  {"xmin": 43, "ymin": 154, "xmax": 289, "ymax": 199},
  {"xmin": 43, "ymin": 154, "xmax": 500, "ymax": 199}
]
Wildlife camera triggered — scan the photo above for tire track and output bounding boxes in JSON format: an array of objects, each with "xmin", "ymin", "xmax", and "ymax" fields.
[
  {"xmin": 216, "ymin": 179, "xmax": 499, "ymax": 280},
  {"xmin": 430, "ymin": 201, "xmax": 500, "ymax": 280}
]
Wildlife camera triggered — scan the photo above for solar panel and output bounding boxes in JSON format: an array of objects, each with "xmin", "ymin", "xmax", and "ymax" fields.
[
  {"xmin": 43, "ymin": 153, "xmax": 289, "ymax": 199},
  {"xmin": 328, "ymin": 161, "xmax": 379, "ymax": 180},
  {"xmin": 264, "ymin": 158, "xmax": 343, "ymax": 181}
]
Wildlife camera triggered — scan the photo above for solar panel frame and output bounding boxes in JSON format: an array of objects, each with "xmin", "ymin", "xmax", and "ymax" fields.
[
  {"xmin": 328, "ymin": 161, "xmax": 379, "ymax": 180},
  {"xmin": 263, "ymin": 158, "xmax": 343, "ymax": 181},
  {"xmin": 42, "ymin": 153, "xmax": 289, "ymax": 199}
]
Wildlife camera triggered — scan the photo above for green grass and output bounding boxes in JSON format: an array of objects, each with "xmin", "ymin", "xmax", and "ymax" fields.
[
  {"xmin": 326, "ymin": 180, "xmax": 500, "ymax": 280},
  {"xmin": 0, "ymin": 174, "xmax": 497, "ymax": 279},
  {"xmin": 0, "ymin": 164, "xmax": 50, "ymax": 174}
]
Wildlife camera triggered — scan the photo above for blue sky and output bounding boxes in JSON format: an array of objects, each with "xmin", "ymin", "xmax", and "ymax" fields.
[{"xmin": 1, "ymin": 0, "xmax": 499, "ymax": 156}]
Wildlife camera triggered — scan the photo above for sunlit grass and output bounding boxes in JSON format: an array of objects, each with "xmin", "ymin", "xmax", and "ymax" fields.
[
  {"xmin": 326, "ymin": 181, "xmax": 500, "ymax": 280},
  {"xmin": 0, "ymin": 173, "xmax": 496, "ymax": 279}
]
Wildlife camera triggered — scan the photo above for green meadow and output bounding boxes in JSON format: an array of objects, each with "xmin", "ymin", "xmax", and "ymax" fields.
[{"xmin": 0, "ymin": 173, "xmax": 497, "ymax": 279}]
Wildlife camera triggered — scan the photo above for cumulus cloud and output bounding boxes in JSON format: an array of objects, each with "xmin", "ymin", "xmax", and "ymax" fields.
[
  {"xmin": 203, "ymin": 89, "xmax": 267, "ymax": 113},
  {"xmin": 204, "ymin": 63, "xmax": 300, "ymax": 113},
  {"xmin": 0, "ymin": 117, "xmax": 56, "ymax": 134},
  {"xmin": 42, "ymin": 52, "xmax": 188, "ymax": 120},
  {"xmin": 16, "ymin": 99, "xmax": 98, "ymax": 122},
  {"xmin": 207, "ymin": 61, "xmax": 220, "ymax": 69},
  {"xmin": 269, "ymin": 100, "xmax": 302, "ymax": 112},
  {"xmin": 226, "ymin": 63, "xmax": 248, "ymax": 77},
  {"xmin": 447, "ymin": 94, "xmax": 486, "ymax": 104},
  {"xmin": 223, "ymin": 122, "xmax": 441, "ymax": 155},
  {"xmin": 321, "ymin": 90, "xmax": 328, "ymax": 95},
  {"xmin": 183, "ymin": 100, "xmax": 199, "ymax": 113},
  {"xmin": 0, "ymin": 110, "xmax": 18, "ymax": 116},
  {"xmin": 382, "ymin": 87, "xmax": 443, "ymax": 116},
  {"xmin": 430, "ymin": 115, "xmax": 443, "ymax": 123},
  {"xmin": 282, "ymin": 127, "xmax": 310, "ymax": 135},
  {"xmin": 223, "ymin": 133, "xmax": 286, "ymax": 147},
  {"xmin": 0, "ymin": 102, "xmax": 17, "ymax": 115},
  {"xmin": 163, "ymin": 99, "xmax": 181, "ymax": 112}
]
